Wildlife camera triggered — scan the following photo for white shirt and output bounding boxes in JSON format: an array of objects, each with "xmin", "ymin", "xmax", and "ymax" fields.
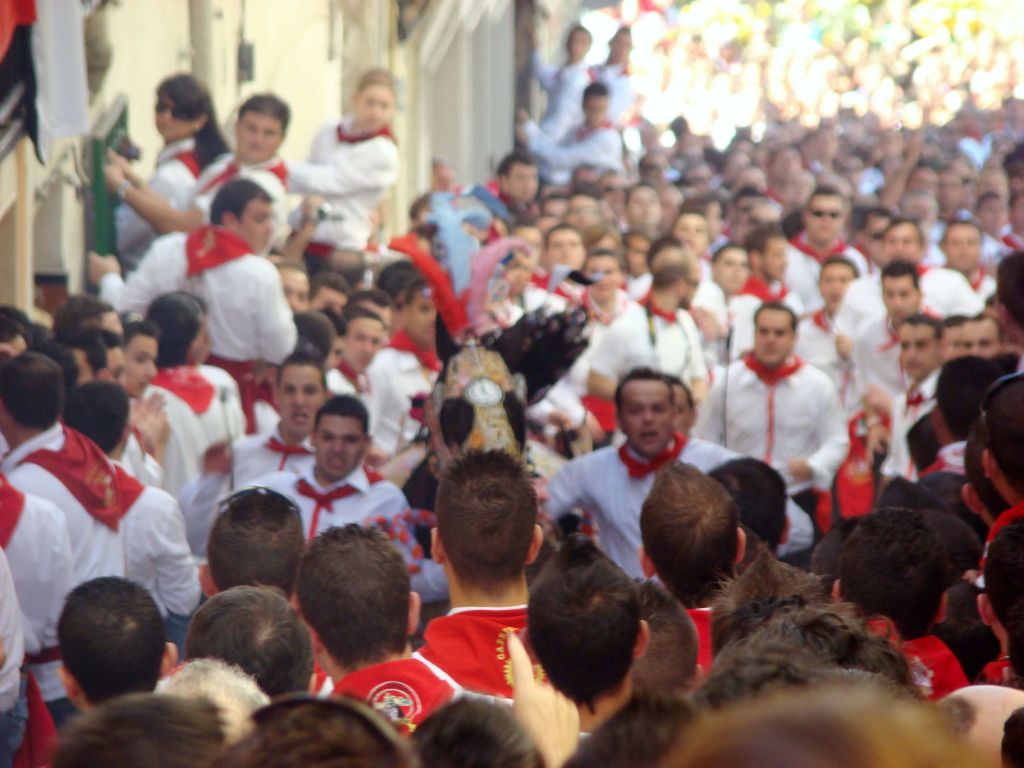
[
  {"xmin": 796, "ymin": 311, "xmax": 859, "ymax": 420},
  {"xmin": 589, "ymin": 302, "xmax": 708, "ymax": 387},
  {"xmin": 524, "ymin": 120, "xmax": 624, "ymax": 186},
  {"xmin": 695, "ymin": 359, "xmax": 849, "ymax": 493},
  {"xmin": 0, "ymin": 550, "xmax": 23, "ymax": 711},
  {"xmin": 851, "ymin": 315, "xmax": 904, "ymax": 402},
  {"xmin": 533, "ymin": 55, "xmax": 591, "ymax": 143},
  {"xmin": 785, "ymin": 240, "xmax": 868, "ymax": 313},
  {"xmin": 120, "ymin": 476, "xmax": 200, "ymax": 618},
  {"xmin": 880, "ymin": 370, "xmax": 938, "ymax": 481},
  {"xmin": 121, "ymin": 430, "xmax": 164, "ymax": 488},
  {"xmin": 835, "ymin": 273, "xmax": 883, "ymax": 337},
  {"xmin": 589, "ymin": 62, "xmax": 635, "ymax": 126},
  {"xmin": 1, "ymin": 487, "xmax": 72, "ymax": 702},
  {"xmin": 101, "ymin": 231, "xmax": 297, "ymax": 365},
  {"xmin": 919, "ymin": 267, "xmax": 985, "ymax": 317},
  {"xmin": 366, "ymin": 348, "xmax": 437, "ymax": 457},
  {"xmin": 546, "ymin": 439, "xmax": 739, "ymax": 577},
  {"xmin": 287, "ymin": 117, "xmax": 399, "ymax": 251},
  {"xmin": 189, "ymin": 153, "xmax": 290, "ymax": 230}
]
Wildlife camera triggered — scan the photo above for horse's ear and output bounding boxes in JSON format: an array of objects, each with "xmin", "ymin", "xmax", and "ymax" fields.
[{"xmin": 435, "ymin": 312, "xmax": 460, "ymax": 369}]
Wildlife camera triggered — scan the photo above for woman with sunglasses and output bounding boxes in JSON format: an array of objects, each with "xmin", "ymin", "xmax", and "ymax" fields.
[{"xmin": 115, "ymin": 75, "xmax": 229, "ymax": 270}]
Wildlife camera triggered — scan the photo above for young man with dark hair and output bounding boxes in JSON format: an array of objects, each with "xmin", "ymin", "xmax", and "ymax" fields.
[
  {"xmin": 296, "ymin": 525, "xmax": 454, "ymax": 733},
  {"xmin": 640, "ymin": 463, "xmax": 745, "ymax": 672},
  {"xmin": 835, "ymin": 508, "xmax": 968, "ymax": 699},
  {"xmin": 631, "ymin": 581, "xmax": 700, "ymax": 694},
  {"xmin": 741, "ymin": 223, "xmax": 800, "ymax": 310},
  {"xmin": 98, "ymin": 179, "xmax": 297, "ymax": 433},
  {"xmin": 528, "ymin": 535, "xmax": 647, "ymax": 732},
  {"xmin": 962, "ymin": 313, "xmax": 1004, "ymax": 359},
  {"xmin": 495, "ymin": 151, "xmax": 539, "ymax": 224},
  {"xmin": 998, "ymin": 252, "xmax": 1024, "ymax": 366},
  {"xmin": 309, "ymin": 270, "xmax": 352, "ymax": 317},
  {"xmin": 942, "ymin": 219, "xmax": 995, "ymax": 301},
  {"xmin": 881, "ymin": 314, "xmax": 944, "ymax": 481},
  {"xmin": 330, "ymin": 305, "xmax": 386, "ymax": 397},
  {"xmin": 622, "ymin": 183, "xmax": 662, "ymax": 238},
  {"xmin": 548, "ymin": 368, "xmax": 736, "ymax": 578},
  {"xmin": 51, "ymin": 294, "xmax": 122, "ymax": 343},
  {"xmin": 278, "ymin": 261, "xmax": 311, "ymax": 313},
  {"xmin": 415, "ymin": 450, "xmax": 542, "ymax": 699},
  {"xmin": 924, "ymin": 356, "xmax": 1003, "ymax": 477},
  {"xmin": 58, "ymin": 577, "xmax": 177, "ymax": 710},
  {"xmin": 980, "ymin": 373, "xmax": 1024, "ymax": 553},
  {"xmin": 710, "ymin": 458, "xmax": 789, "ymax": 553},
  {"xmin": 186, "ymin": 584, "xmax": 313, "ymax": 697},
  {"xmin": 978, "ymin": 520, "xmax": 1024, "ymax": 684},
  {"xmin": 63, "ymin": 327, "xmax": 123, "ymax": 385}
]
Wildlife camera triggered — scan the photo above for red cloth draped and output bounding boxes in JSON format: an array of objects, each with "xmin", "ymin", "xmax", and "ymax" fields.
[
  {"xmin": 388, "ymin": 330, "xmax": 441, "ymax": 373},
  {"xmin": 151, "ymin": 366, "xmax": 216, "ymax": 414},
  {"xmin": 184, "ymin": 225, "xmax": 252, "ymax": 276}
]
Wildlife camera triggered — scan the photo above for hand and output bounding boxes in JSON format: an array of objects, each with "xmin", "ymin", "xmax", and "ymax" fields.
[
  {"xmin": 864, "ymin": 386, "xmax": 892, "ymax": 417},
  {"xmin": 835, "ymin": 333, "xmax": 853, "ymax": 360},
  {"xmin": 866, "ymin": 422, "xmax": 889, "ymax": 456},
  {"xmin": 131, "ymin": 392, "xmax": 170, "ymax": 454},
  {"xmin": 301, "ymin": 194, "xmax": 326, "ymax": 225},
  {"xmin": 547, "ymin": 410, "xmax": 576, "ymax": 430},
  {"xmin": 584, "ymin": 411, "xmax": 606, "ymax": 444},
  {"xmin": 787, "ymin": 458, "xmax": 813, "ymax": 483},
  {"xmin": 103, "ymin": 160, "xmax": 126, "ymax": 192},
  {"xmin": 364, "ymin": 444, "xmax": 389, "ymax": 471},
  {"xmin": 88, "ymin": 251, "xmax": 121, "ymax": 285},
  {"xmin": 509, "ymin": 633, "xmax": 578, "ymax": 767},
  {"xmin": 201, "ymin": 442, "xmax": 233, "ymax": 477}
]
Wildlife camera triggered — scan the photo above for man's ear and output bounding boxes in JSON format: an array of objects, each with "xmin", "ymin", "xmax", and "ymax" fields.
[
  {"xmin": 734, "ymin": 527, "xmax": 747, "ymax": 565},
  {"xmin": 59, "ymin": 666, "xmax": 88, "ymax": 711},
  {"xmin": 407, "ymin": 591, "xmax": 422, "ymax": 637},
  {"xmin": 639, "ymin": 546, "xmax": 656, "ymax": 580},
  {"xmin": 161, "ymin": 642, "xmax": 179, "ymax": 678},
  {"xmin": 983, "ymin": 448, "xmax": 1001, "ymax": 483},
  {"xmin": 931, "ymin": 591, "xmax": 948, "ymax": 628},
  {"xmin": 431, "ymin": 528, "xmax": 447, "ymax": 566},
  {"xmin": 524, "ymin": 524, "xmax": 544, "ymax": 566},
  {"xmin": 977, "ymin": 592, "xmax": 998, "ymax": 628},
  {"xmin": 778, "ymin": 516, "xmax": 790, "ymax": 546},
  {"xmin": 198, "ymin": 564, "xmax": 218, "ymax": 598},
  {"xmin": 832, "ymin": 578, "xmax": 843, "ymax": 602},
  {"xmin": 633, "ymin": 618, "xmax": 650, "ymax": 660}
]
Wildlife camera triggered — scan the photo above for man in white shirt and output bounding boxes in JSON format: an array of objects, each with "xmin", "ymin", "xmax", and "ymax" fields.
[
  {"xmin": 547, "ymin": 368, "xmax": 736, "ymax": 577},
  {"xmin": 97, "ymin": 179, "xmax": 297, "ymax": 433},
  {"xmin": 941, "ymin": 219, "xmax": 996, "ymax": 301},
  {"xmin": 328, "ymin": 306, "xmax": 386, "ymax": 398},
  {"xmin": 533, "ymin": 23, "xmax": 592, "ymax": 143},
  {"xmin": 880, "ymin": 315, "xmax": 943, "ymax": 482},
  {"xmin": 522, "ymin": 82, "xmax": 624, "ymax": 186},
  {"xmin": 588, "ymin": 26, "xmax": 635, "ymax": 127},
  {"xmin": 696, "ymin": 302, "xmax": 849, "ymax": 516},
  {"xmin": 119, "ymin": 320, "xmax": 167, "ymax": 488},
  {"xmin": 587, "ymin": 236, "xmax": 709, "ymax": 404}
]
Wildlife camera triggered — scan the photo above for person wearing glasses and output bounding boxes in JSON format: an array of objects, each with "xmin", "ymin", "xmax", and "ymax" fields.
[{"xmin": 785, "ymin": 187, "xmax": 869, "ymax": 313}]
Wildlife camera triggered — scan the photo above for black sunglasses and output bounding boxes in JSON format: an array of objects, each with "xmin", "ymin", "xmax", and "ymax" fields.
[
  {"xmin": 217, "ymin": 486, "xmax": 301, "ymax": 519},
  {"xmin": 252, "ymin": 694, "xmax": 405, "ymax": 749}
]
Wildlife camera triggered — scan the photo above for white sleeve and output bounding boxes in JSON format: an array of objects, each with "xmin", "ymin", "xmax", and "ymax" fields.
[
  {"xmin": 805, "ymin": 379, "xmax": 851, "ymax": 488},
  {"xmin": 588, "ymin": 318, "xmax": 648, "ymax": 381},
  {"xmin": 545, "ymin": 458, "xmax": 594, "ymax": 519},
  {"xmin": 681, "ymin": 313, "xmax": 709, "ymax": 384},
  {"xmin": 176, "ymin": 472, "xmax": 228, "ymax": 555},
  {"xmin": 118, "ymin": 237, "xmax": 187, "ymax": 315},
  {"xmin": 141, "ymin": 493, "xmax": 201, "ymax": 616},
  {"xmin": 99, "ymin": 272, "xmax": 127, "ymax": 309},
  {"xmin": 254, "ymin": 262, "xmax": 299, "ymax": 365},
  {"xmin": 694, "ymin": 375, "xmax": 727, "ymax": 445},
  {"xmin": 532, "ymin": 51, "xmax": 559, "ymax": 93},
  {"xmin": 288, "ymin": 139, "xmax": 399, "ymax": 197},
  {"xmin": 530, "ymin": 128, "xmax": 623, "ymax": 176},
  {"xmin": 0, "ymin": 550, "xmax": 23, "ymax": 711}
]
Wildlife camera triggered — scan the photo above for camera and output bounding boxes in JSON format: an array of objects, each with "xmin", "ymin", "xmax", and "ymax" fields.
[
  {"xmin": 113, "ymin": 135, "xmax": 142, "ymax": 162},
  {"xmin": 316, "ymin": 202, "xmax": 343, "ymax": 222}
]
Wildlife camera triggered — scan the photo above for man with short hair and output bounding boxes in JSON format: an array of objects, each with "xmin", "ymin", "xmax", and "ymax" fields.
[
  {"xmin": 942, "ymin": 219, "xmax": 995, "ymax": 301},
  {"xmin": 962, "ymin": 313, "xmax": 1004, "ymax": 359},
  {"xmin": 641, "ymin": 463, "xmax": 746, "ymax": 673},
  {"xmin": 925, "ymin": 356, "xmax": 1003, "ymax": 478},
  {"xmin": 623, "ymin": 183, "xmax": 662, "ymax": 238},
  {"xmin": 309, "ymin": 271, "xmax": 352, "ymax": 316},
  {"xmin": 549, "ymin": 368, "xmax": 736, "ymax": 577},
  {"xmin": 978, "ymin": 520, "xmax": 1024, "ymax": 684},
  {"xmin": 997, "ymin": 252, "xmax": 1024, "ymax": 369},
  {"xmin": 528, "ymin": 536, "xmax": 647, "ymax": 732},
  {"xmin": 587, "ymin": 26, "xmax": 635, "ymax": 126},
  {"xmin": 494, "ymin": 151, "xmax": 539, "ymax": 224},
  {"xmin": 278, "ymin": 261, "xmax": 310, "ymax": 313},
  {"xmin": 415, "ymin": 450, "xmax": 542, "ymax": 699},
  {"xmin": 696, "ymin": 303, "xmax": 848, "ymax": 513},
  {"xmin": 526, "ymin": 223, "xmax": 587, "ymax": 307},
  {"xmin": 330, "ymin": 305, "xmax": 386, "ymax": 397},
  {"xmin": 979, "ymin": 373, "xmax": 1024, "ymax": 553},
  {"xmin": 632, "ymin": 581, "xmax": 699, "ymax": 694},
  {"xmin": 58, "ymin": 577, "xmax": 178, "ymax": 710},
  {"xmin": 118, "ymin": 320, "xmax": 167, "ymax": 487},
  {"xmin": 296, "ymin": 525, "xmax": 455, "ymax": 732},
  {"xmin": 740, "ymin": 224, "xmax": 802, "ymax": 313},
  {"xmin": 880, "ymin": 315, "xmax": 944, "ymax": 481}
]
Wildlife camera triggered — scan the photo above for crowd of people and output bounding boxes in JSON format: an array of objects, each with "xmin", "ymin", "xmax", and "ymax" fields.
[{"xmin": 2, "ymin": 13, "xmax": 1024, "ymax": 766}]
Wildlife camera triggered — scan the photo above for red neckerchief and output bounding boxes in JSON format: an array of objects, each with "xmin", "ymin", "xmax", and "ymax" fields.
[
  {"xmin": 811, "ymin": 308, "xmax": 832, "ymax": 333},
  {"xmin": 17, "ymin": 427, "xmax": 142, "ymax": 531},
  {"xmin": 879, "ymin": 319, "xmax": 900, "ymax": 352},
  {"xmin": 742, "ymin": 352, "xmax": 803, "ymax": 387},
  {"xmin": 335, "ymin": 658, "xmax": 454, "ymax": 735},
  {"xmin": 900, "ymin": 634, "xmax": 969, "ymax": 700},
  {"xmin": 688, "ymin": 607, "xmax": 713, "ymax": 673},
  {"xmin": 916, "ymin": 263, "xmax": 932, "ymax": 278},
  {"xmin": 739, "ymin": 275, "xmax": 788, "ymax": 302},
  {"xmin": 151, "ymin": 366, "xmax": 216, "ymax": 414},
  {"xmin": 184, "ymin": 224, "xmax": 252, "ymax": 276},
  {"xmin": 337, "ymin": 360, "xmax": 367, "ymax": 393},
  {"xmin": 336, "ymin": 123, "xmax": 396, "ymax": 144},
  {"xmin": 584, "ymin": 289, "xmax": 629, "ymax": 325},
  {"xmin": 529, "ymin": 270, "xmax": 549, "ymax": 290},
  {"xmin": 197, "ymin": 158, "xmax": 288, "ymax": 195},
  {"xmin": 643, "ymin": 292, "xmax": 677, "ymax": 323},
  {"xmin": 905, "ymin": 388, "xmax": 926, "ymax": 410},
  {"xmin": 575, "ymin": 120, "xmax": 614, "ymax": 142},
  {"xmin": 1002, "ymin": 231, "xmax": 1024, "ymax": 251},
  {"xmin": 789, "ymin": 232, "xmax": 850, "ymax": 263},
  {"xmin": 296, "ymin": 478, "xmax": 359, "ymax": 540},
  {"xmin": 968, "ymin": 270, "xmax": 987, "ymax": 293},
  {"xmin": 388, "ymin": 330, "xmax": 441, "ymax": 373},
  {"xmin": 617, "ymin": 432, "xmax": 687, "ymax": 479},
  {"xmin": 265, "ymin": 436, "xmax": 313, "ymax": 471},
  {"xmin": 418, "ymin": 607, "xmax": 544, "ymax": 698},
  {"xmin": 165, "ymin": 147, "xmax": 201, "ymax": 178},
  {"xmin": 0, "ymin": 474, "xmax": 26, "ymax": 549}
]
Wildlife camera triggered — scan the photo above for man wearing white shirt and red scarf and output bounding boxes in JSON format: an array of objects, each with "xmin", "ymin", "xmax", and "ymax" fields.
[
  {"xmin": 696, "ymin": 303, "xmax": 849, "ymax": 519},
  {"xmin": 548, "ymin": 368, "xmax": 736, "ymax": 578},
  {"xmin": 941, "ymin": 220, "xmax": 996, "ymax": 302},
  {"xmin": 785, "ymin": 187, "xmax": 868, "ymax": 312},
  {"xmin": 100, "ymin": 180, "xmax": 296, "ymax": 433}
]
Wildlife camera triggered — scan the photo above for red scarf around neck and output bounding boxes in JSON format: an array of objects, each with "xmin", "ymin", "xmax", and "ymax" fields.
[
  {"xmin": 0, "ymin": 474, "xmax": 26, "ymax": 549},
  {"xmin": 337, "ymin": 123, "xmax": 396, "ymax": 144},
  {"xmin": 740, "ymin": 275, "xmax": 788, "ymax": 302},
  {"xmin": 742, "ymin": 352, "xmax": 803, "ymax": 387},
  {"xmin": 152, "ymin": 366, "xmax": 216, "ymax": 414},
  {"xmin": 185, "ymin": 225, "xmax": 253, "ymax": 276},
  {"xmin": 389, "ymin": 330, "xmax": 442, "ymax": 373},
  {"xmin": 643, "ymin": 292, "xmax": 678, "ymax": 322},
  {"xmin": 265, "ymin": 436, "xmax": 313, "ymax": 471},
  {"xmin": 197, "ymin": 158, "xmax": 288, "ymax": 196},
  {"xmin": 168, "ymin": 148, "xmax": 201, "ymax": 178},
  {"xmin": 17, "ymin": 428, "xmax": 142, "ymax": 530},
  {"xmin": 618, "ymin": 432, "xmax": 687, "ymax": 478}
]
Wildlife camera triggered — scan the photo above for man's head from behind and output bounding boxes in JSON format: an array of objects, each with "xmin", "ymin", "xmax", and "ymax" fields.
[
  {"xmin": 145, "ymin": 292, "xmax": 208, "ymax": 368},
  {"xmin": 58, "ymin": 577, "xmax": 175, "ymax": 709},
  {"xmin": 210, "ymin": 179, "xmax": 276, "ymax": 255},
  {"xmin": 63, "ymin": 381, "xmax": 130, "ymax": 457},
  {"xmin": 632, "ymin": 581, "xmax": 699, "ymax": 694},
  {"xmin": 982, "ymin": 374, "xmax": 1024, "ymax": 503},
  {"xmin": 641, "ymin": 463, "xmax": 744, "ymax": 608},
  {"xmin": 434, "ymin": 450, "xmax": 541, "ymax": 596},
  {"xmin": 295, "ymin": 525, "xmax": 414, "ymax": 677},
  {"xmin": 528, "ymin": 535, "xmax": 646, "ymax": 710},
  {"xmin": 933, "ymin": 356, "xmax": 1004, "ymax": 445},
  {"xmin": 981, "ymin": 520, "xmax": 1024, "ymax": 636},
  {"xmin": 836, "ymin": 507, "xmax": 950, "ymax": 640},
  {"xmin": 185, "ymin": 585, "xmax": 313, "ymax": 697},
  {"xmin": 0, "ymin": 351, "xmax": 63, "ymax": 436},
  {"xmin": 710, "ymin": 458, "xmax": 789, "ymax": 553}
]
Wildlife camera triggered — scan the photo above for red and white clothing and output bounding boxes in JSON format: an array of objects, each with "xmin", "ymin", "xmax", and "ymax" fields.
[
  {"xmin": 546, "ymin": 435, "xmax": 738, "ymax": 576},
  {"xmin": 962, "ymin": 269, "xmax": 997, "ymax": 302},
  {"xmin": 851, "ymin": 315, "xmax": 904, "ymax": 403},
  {"xmin": 835, "ymin": 273, "xmax": 884, "ymax": 339},
  {"xmin": 189, "ymin": 153, "xmax": 289, "ymax": 229},
  {"xmin": 524, "ymin": 119, "xmax": 624, "ymax": 186},
  {"xmin": 0, "ymin": 549, "xmax": 24, "ymax": 712},
  {"xmin": 149, "ymin": 364, "xmax": 246, "ymax": 498},
  {"xmin": 737, "ymin": 275, "xmax": 804, "ymax": 316},
  {"xmin": 918, "ymin": 267, "xmax": 985, "ymax": 317},
  {"xmin": 366, "ymin": 344, "xmax": 440, "ymax": 458},
  {"xmin": 122, "ymin": 429, "xmax": 164, "ymax": 488},
  {"xmin": 588, "ymin": 301, "xmax": 708, "ymax": 390},
  {"xmin": 287, "ymin": 117, "xmax": 399, "ymax": 252},
  {"xmin": 881, "ymin": 370, "xmax": 938, "ymax": 481},
  {"xmin": 901, "ymin": 634, "xmax": 969, "ymax": 700},
  {"xmin": 919, "ymin": 441, "xmax": 965, "ymax": 478},
  {"xmin": 116, "ymin": 137, "xmax": 203, "ymax": 269},
  {"xmin": 588, "ymin": 62, "xmax": 635, "ymax": 127},
  {"xmin": 101, "ymin": 226, "xmax": 297, "ymax": 366},
  {"xmin": 415, "ymin": 605, "xmax": 536, "ymax": 699},
  {"xmin": 533, "ymin": 55, "xmax": 591, "ymax": 143},
  {"xmin": 796, "ymin": 310, "xmax": 859, "ymax": 419},
  {"xmin": 0, "ymin": 475, "xmax": 72, "ymax": 702},
  {"xmin": 695, "ymin": 355, "xmax": 849, "ymax": 493},
  {"xmin": 785, "ymin": 235, "xmax": 868, "ymax": 313},
  {"xmin": 334, "ymin": 657, "xmax": 456, "ymax": 735},
  {"xmin": 980, "ymin": 499, "xmax": 1024, "ymax": 571}
]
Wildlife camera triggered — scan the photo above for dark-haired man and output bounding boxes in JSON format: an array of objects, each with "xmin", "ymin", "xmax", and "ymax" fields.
[
  {"xmin": 296, "ymin": 525, "xmax": 455, "ymax": 733},
  {"xmin": 978, "ymin": 520, "xmax": 1024, "ymax": 684},
  {"xmin": 494, "ymin": 152, "xmax": 539, "ymax": 224},
  {"xmin": 979, "ymin": 373, "xmax": 1024, "ymax": 556},
  {"xmin": 549, "ymin": 368, "xmax": 736, "ymax": 577},
  {"xmin": 329, "ymin": 306, "xmax": 386, "ymax": 398}
]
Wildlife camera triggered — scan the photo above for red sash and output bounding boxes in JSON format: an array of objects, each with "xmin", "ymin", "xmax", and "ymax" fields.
[
  {"xmin": 197, "ymin": 159, "xmax": 288, "ymax": 196},
  {"xmin": 335, "ymin": 657, "xmax": 454, "ymax": 735},
  {"xmin": 18, "ymin": 428, "xmax": 142, "ymax": 530},
  {"xmin": 12, "ymin": 672, "xmax": 56, "ymax": 768},
  {"xmin": 205, "ymin": 355, "xmax": 273, "ymax": 435},
  {"xmin": 688, "ymin": 607, "xmax": 713, "ymax": 673},
  {"xmin": 266, "ymin": 436, "xmax": 313, "ymax": 471},
  {"xmin": 388, "ymin": 330, "xmax": 441, "ymax": 373},
  {"xmin": 0, "ymin": 474, "xmax": 25, "ymax": 549},
  {"xmin": 184, "ymin": 225, "xmax": 252, "ymax": 276},
  {"xmin": 151, "ymin": 366, "xmax": 216, "ymax": 414},
  {"xmin": 617, "ymin": 432, "xmax": 687, "ymax": 479},
  {"xmin": 835, "ymin": 412, "xmax": 881, "ymax": 519},
  {"xmin": 336, "ymin": 123, "xmax": 396, "ymax": 144},
  {"xmin": 901, "ymin": 634, "xmax": 969, "ymax": 700},
  {"xmin": 418, "ymin": 607, "xmax": 544, "ymax": 698}
]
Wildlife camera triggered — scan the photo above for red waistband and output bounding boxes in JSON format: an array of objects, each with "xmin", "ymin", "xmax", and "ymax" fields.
[{"xmin": 305, "ymin": 241, "xmax": 334, "ymax": 259}]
